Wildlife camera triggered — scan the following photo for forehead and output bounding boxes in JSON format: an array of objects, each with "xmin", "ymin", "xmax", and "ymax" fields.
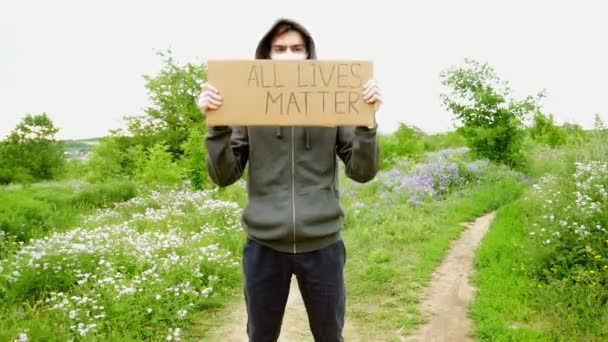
[{"xmin": 271, "ymin": 30, "xmax": 305, "ymax": 46}]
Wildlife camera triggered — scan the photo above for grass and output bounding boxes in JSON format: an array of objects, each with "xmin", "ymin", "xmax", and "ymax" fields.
[
  {"xmin": 0, "ymin": 183, "xmax": 247, "ymax": 341},
  {"xmin": 469, "ymin": 135, "xmax": 608, "ymax": 341},
  {"xmin": 3, "ymin": 130, "xmax": 606, "ymax": 341},
  {"xmin": 0, "ymin": 180, "xmax": 137, "ymax": 242},
  {"xmin": 338, "ymin": 159, "xmax": 526, "ymax": 340}
]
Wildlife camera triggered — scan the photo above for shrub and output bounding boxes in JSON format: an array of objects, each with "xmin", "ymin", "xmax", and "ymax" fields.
[
  {"xmin": 379, "ymin": 123, "xmax": 425, "ymax": 169},
  {"xmin": 134, "ymin": 142, "xmax": 183, "ymax": 187},
  {"xmin": 181, "ymin": 126, "xmax": 209, "ymax": 190},
  {"xmin": 527, "ymin": 161, "xmax": 608, "ymax": 295},
  {"xmin": 84, "ymin": 137, "xmax": 126, "ymax": 183},
  {"xmin": 440, "ymin": 58, "xmax": 544, "ymax": 169},
  {"xmin": 529, "ymin": 112, "xmax": 567, "ymax": 148}
]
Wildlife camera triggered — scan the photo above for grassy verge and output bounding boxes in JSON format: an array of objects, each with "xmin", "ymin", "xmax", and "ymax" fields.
[
  {"xmin": 470, "ymin": 136, "xmax": 608, "ymax": 341},
  {"xmin": 0, "ymin": 182, "xmax": 247, "ymax": 341},
  {"xmin": 339, "ymin": 157, "xmax": 526, "ymax": 341},
  {"xmin": 0, "ymin": 180, "xmax": 137, "ymax": 242}
]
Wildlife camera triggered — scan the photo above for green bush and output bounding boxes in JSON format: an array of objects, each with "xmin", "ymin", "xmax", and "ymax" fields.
[
  {"xmin": 528, "ymin": 112, "xmax": 567, "ymax": 148},
  {"xmin": 134, "ymin": 142, "xmax": 183, "ymax": 187},
  {"xmin": 0, "ymin": 113, "xmax": 65, "ymax": 184},
  {"xmin": 524, "ymin": 134, "xmax": 608, "ymax": 302},
  {"xmin": 181, "ymin": 126, "xmax": 209, "ymax": 190},
  {"xmin": 440, "ymin": 58, "xmax": 544, "ymax": 169},
  {"xmin": 84, "ymin": 137, "xmax": 126, "ymax": 183},
  {"xmin": 379, "ymin": 123, "xmax": 425, "ymax": 169}
]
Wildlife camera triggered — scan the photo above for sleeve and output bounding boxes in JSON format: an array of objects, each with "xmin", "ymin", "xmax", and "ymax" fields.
[
  {"xmin": 204, "ymin": 125, "xmax": 249, "ymax": 187},
  {"xmin": 336, "ymin": 124, "xmax": 380, "ymax": 183}
]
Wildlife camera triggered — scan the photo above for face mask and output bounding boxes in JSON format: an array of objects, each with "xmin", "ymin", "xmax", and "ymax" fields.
[{"xmin": 270, "ymin": 50, "xmax": 307, "ymax": 60}]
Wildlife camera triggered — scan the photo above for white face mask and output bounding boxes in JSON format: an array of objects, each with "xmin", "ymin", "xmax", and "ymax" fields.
[{"xmin": 270, "ymin": 50, "xmax": 307, "ymax": 60}]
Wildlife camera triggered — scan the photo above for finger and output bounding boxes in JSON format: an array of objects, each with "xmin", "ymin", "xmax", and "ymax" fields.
[
  {"xmin": 363, "ymin": 88, "xmax": 379, "ymax": 101},
  {"xmin": 363, "ymin": 79, "xmax": 375, "ymax": 89},
  {"xmin": 363, "ymin": 85, "xmax": 380, "ymax": 99},
  {"xmin": 207, "ymin": 103, "xmax": 219, "ymax": 110},
  {"xmin": 208, "ymin": 91, "xmax": 222, "ymax": 101},
  {"xmin": 365, "ymin": 93, "xmax": 383, "ymax": 104},
  {"xmin": 205, "ymin": 83, "xmax": 219, "ymax": 94},
  {"xmin": 208, "ymin": 97, "xmax": 222, "ymax": 106}
]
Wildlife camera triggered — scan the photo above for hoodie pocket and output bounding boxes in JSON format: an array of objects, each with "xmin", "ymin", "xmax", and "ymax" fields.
[
  {"xmin": 242, "ymin": 192, "xmax": 290, "ymax": 242},
  {"xmin": 296, "ymin": 189, "xmax": 345, "ymax": 240}
]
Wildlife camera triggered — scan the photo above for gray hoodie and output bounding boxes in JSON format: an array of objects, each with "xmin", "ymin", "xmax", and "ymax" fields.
[{"xmin": 205, "ymin": 18, "xmax": 379, "ymax": 254}]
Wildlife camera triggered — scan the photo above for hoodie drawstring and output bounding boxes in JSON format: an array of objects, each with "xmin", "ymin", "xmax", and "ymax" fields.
[
  {"xmin": 276, "ymin": 127, "xmax": 283, "ymax": 138},
  {"xmin": 305, "ymin": 128, "xmax": 311, "ymax": 150}
]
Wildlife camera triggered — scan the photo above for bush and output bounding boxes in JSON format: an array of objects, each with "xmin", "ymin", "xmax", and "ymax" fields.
[
  {"xmin": 85, "ymin": 137, "xmax": 126, "ymax": 183},
  {"xmin": 440, "ymin": 58, "xmax": 544, "ymax": 169},
  {"xmin": 124, "ymin": 50, "xmax": 208, "ymax": 159},
  {"xmin": 181, "ymin": 126, "xmax": 209, "ymax": 190},
  {"xmin": 134, "ymin": 142, "xmax": 183, "ymax": 187},
  {"xmin": 0, "ymin": 113, "xmax": 65, "ymax": 184},
  {"xmin": 529, "ymin": 112, "xmax": 567, "ymax": 148},
  {"xmin": 527, "ymin": 161, "xmax": 608, "ymax": 295},
  {"xmin": 379, "ymin": 123, "xmax": 425, "ymax": 169}
]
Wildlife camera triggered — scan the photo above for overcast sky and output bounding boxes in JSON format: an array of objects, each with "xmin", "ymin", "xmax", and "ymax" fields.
[{"xmin": 1, "ymin": 0, "xmax": 607, "ymax": 140}]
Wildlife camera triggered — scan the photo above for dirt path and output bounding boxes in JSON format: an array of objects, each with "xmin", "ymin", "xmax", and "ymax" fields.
[
  {"xmin": 204, "ymin": 275, "xmax": 360, "ymax": 341},
  {"xmin": 402, "ymin": 211, "xmax": 496, "ymax": 342},
  {"xmin": 204, "ymin": 211, "xmax": 495, "ymax": 341}
]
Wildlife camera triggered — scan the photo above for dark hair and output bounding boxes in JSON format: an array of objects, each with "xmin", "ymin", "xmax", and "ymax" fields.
[{"xmin": 255, "ymin": 18, "xmax": 317, "ymax": 60}]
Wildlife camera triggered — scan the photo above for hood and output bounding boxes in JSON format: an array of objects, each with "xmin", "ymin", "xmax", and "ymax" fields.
[
  {"xmin": 255, "ymin": 18, "xmax": 317, "ymax": 60},
  {"xmin": 254, "ymin": 18, "xmax": 317, "ymax": 149}
]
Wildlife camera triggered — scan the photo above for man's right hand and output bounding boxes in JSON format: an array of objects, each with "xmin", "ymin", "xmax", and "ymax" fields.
[{"xmin": 197, "ymin": 83, "xmax": 223, "ymax": 113}]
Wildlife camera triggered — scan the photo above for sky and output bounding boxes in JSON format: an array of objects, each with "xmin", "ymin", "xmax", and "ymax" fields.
[{"xmin": 1, "ymin": 0, "xmax": 607, "ymax": 140}]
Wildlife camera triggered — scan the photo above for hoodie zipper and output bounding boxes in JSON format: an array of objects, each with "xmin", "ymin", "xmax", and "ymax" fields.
[{"xmin": 291, "ymin": 127, "xmax": 297, "ymax": 254}]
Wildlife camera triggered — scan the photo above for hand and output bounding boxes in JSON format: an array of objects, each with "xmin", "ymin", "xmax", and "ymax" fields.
[
  {"xmin": 197, "ymin": 83, "xmax": 222, "ymax": 113},
  {"xmin": 362, "ymin": 79, "xmax": 382, "ymax": 112}
]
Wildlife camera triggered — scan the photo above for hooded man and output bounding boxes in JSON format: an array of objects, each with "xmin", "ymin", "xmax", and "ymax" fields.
[{"xmin": 198, "ymin": 18, "xmax": 382, "ymax": 342}]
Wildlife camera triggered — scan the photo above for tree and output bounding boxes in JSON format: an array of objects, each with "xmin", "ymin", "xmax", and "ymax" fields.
[
  {"xmin": 7, "ymin": 113, "xmax": 60, "ymax": 143},
  {"xmin": 124, "ymin": 50, "xmax": 208, "ymax": 159},
  {"xmin": 439, "ymin": 58, "xmax": 544, "ymax": 168},
  {"xmin": 0, "ymin": 113, "xmax": 64, "ymax": 183}
]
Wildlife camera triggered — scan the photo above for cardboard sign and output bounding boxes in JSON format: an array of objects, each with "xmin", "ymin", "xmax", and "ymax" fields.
[{"xmin": 206, "ymin": 60, "xmax": 375, "ymax": 127}]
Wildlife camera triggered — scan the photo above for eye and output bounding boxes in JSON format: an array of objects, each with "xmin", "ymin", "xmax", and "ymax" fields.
[
  {"xmin": 291, "ymin": 45, "xmax": 305, "ymax": 52},
  {"xmin": 272, "ymin": 45, "xmax": 287, "ymax": 52}
]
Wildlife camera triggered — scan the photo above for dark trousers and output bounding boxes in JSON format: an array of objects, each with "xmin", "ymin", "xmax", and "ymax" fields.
[{"xmin": 242, "ymin": 238, "xmax": 347, "ymax": 342}]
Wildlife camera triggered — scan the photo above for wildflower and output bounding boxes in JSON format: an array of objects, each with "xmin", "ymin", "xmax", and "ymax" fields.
[{"xmin": 14, "ymin": 333, "xmax": 28, "ymax": 342}]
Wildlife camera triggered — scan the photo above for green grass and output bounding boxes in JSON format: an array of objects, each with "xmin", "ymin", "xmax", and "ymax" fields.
[
  {"xmin": 469, "ymin": 135, "xmax": 608, "ymax": 341},
  {"xmin": 469, "ymin": 189, "xmax": 608, "ymax": 341},
  {"xmin": 0, "ymin": 180, "xmax": 136, "ymax": 242},
  {"xmin": 339, "ymin": 164, "xmax": 526, "ymax": 340},
  {"xmin": 0, "ymin": 183, "xmax": 247, "ymax": 341}
]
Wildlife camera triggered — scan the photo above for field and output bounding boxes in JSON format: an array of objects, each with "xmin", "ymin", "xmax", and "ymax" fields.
[{"xmin": 2, "ymin": 54, "xmax": 607, "ymax": 341}]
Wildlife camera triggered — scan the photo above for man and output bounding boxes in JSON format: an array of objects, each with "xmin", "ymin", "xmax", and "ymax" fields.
[{"xmin": 198, "ymin": 18, "xmax": 382, "ymax": 342}]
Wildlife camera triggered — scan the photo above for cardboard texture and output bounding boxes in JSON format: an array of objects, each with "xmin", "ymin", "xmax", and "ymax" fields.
[{"xmin": 206, "ymin": 60, "xmax": 375, "ymax": 127}]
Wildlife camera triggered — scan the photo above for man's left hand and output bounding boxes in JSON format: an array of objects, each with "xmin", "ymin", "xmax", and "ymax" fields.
[{"xmin": 363, "ymin": 79, "xmax": 383, "ymax": 112}]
